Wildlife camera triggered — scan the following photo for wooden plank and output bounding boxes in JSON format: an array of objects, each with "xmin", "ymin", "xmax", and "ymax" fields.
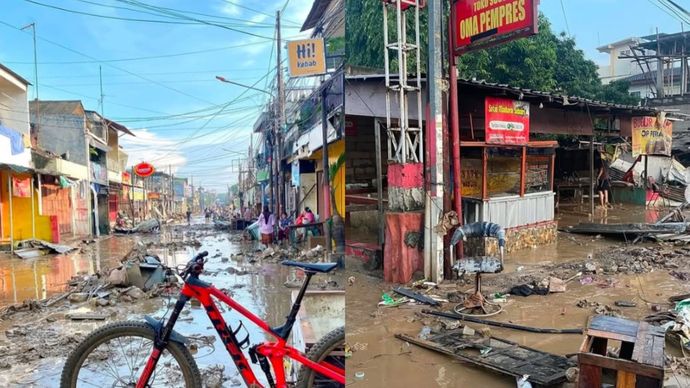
[
  {"xmin": 577, "ymin": 353, "xmax": 663, "ymax": 380},
  {"xmin": 632, "ymin": 323, "xmax": 665, "ymax": 368},
  {"xmin": 616, "ymin": 370, "xmax": 636, "ymax": 388},
  {"xmin": 396, "ymin": 333, "xmax": 572, "ymax": 385},
  {"xmin": 590, "ymin": 315, "xmax": 640, "ymax": 338},
  {"xmin": 578, "ymin": 363, "xmax": 601, "ymax": 388},
  {"xmin": 587, "ymin": 328, "xmax": 637, "ymax": 344}
]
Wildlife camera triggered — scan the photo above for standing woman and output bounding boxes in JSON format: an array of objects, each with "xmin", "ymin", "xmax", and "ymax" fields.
[
  {"xmin": 597, "ymin": 161, "xmax": 612, "ymax": 209},
  {"xmin": 258, "ymin": 205, "xmax": 275, "ymax": 245}
]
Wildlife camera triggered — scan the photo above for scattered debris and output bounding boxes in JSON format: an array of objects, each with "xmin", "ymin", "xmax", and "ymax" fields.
[
  {"xmin": 423, "ymin": 310, "xmax": 583, "ymax": 334},
  {"xmin": 614, "ymin": 300, "xmax": 637, "ymax": 308},
  {"xmin": 393, "ymin": 287, "xmax": 441, "ymax": 306},
  {"xmin": 14, "ymin": 239, "xmax": 77, "ymax": 259}
]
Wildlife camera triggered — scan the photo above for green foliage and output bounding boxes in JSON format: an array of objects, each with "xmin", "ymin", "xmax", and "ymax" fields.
[
  {"xmin": 345, "ymin": 4, "xmax": 638, "ymax": 105},
  {"xmin": 597, "ymin": 80, "xmax": 640, "ymax": 105}
]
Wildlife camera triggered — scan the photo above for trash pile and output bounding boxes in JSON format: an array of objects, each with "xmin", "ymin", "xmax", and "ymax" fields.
[{"xmin": 113, "ymin": 218, "xmax": 161, "ymax": 234}]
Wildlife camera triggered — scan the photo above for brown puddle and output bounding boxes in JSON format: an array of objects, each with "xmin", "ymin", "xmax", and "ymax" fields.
[
  {"xmin": 0, "ymin": 223, "xmax": 345, "ymax": 387},
  {"xmin": 345, "ymin": 205, "xmax": 690, "ymax": 387}
]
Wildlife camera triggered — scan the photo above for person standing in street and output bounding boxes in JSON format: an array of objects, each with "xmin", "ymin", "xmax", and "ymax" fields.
[
  {"xmin": 186, "ymin": 209, "xmax": 192, "ymax": 225},
  {"xmin": 597, "ymin": 162, "xmax": 612, "ymax": 209},
  {"xmin": 258, "ymin": 205, "xmax": 275, "ymax": 245}
]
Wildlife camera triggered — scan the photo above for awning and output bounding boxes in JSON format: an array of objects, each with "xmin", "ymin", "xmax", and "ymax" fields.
[
  {"xmin": 0, "ymin": 163, "xmax": 32, "ymax": 173},
  {"xmin": 89, "ymin": 137, "xmax": 111, "ymax": 152}
]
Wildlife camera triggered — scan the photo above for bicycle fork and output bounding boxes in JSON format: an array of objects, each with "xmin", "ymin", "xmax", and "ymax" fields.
[{"xmin": 137, "ymin": 295, "xmax": 190, "ymax": 388}]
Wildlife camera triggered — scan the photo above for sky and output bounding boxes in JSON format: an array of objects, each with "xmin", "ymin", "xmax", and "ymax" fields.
[
  {"xmin": 0, "ymin": 0, "xmax": 686, "ymax": 191},
  {"xmin": 540, "ymin": 0, "xmax": 683, "ymax": 65},
  {"xmin": 1, "ymin": 0, "xmax": 313, "ymax": 192}
]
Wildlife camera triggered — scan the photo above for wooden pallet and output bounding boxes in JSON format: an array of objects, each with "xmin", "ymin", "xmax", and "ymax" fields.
[
  {"xmin": 578, "ymin": 315, "xmax": 665, "ymax": 388},
  {"xmin": 396, "ymin": 330, "xmax": 575, "ymax": 387}
]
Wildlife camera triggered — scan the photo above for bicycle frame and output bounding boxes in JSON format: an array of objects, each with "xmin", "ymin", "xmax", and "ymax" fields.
[{"xmin": 137, "ymin": 271, "xmax": 345, "ymax": 388}]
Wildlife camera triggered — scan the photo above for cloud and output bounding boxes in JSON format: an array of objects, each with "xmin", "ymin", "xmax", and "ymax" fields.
[
  {"xmin": 220, "ymin": 2, "xmax": 242, "ymax": 16},
  {"xmin": 119, "ymin": 128, "xmax": 187, "ymax": 172}
]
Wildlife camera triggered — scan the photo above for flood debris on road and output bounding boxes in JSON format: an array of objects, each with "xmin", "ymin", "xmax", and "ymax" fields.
[{"xmin": 13, "ymin": 239, "xmax": 78, "ymax": 259}]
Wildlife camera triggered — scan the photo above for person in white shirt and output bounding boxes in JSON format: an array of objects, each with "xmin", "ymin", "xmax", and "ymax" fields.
[{"xmin": 258, "ymin": 205, "xmax": 275, "ymax": 245}]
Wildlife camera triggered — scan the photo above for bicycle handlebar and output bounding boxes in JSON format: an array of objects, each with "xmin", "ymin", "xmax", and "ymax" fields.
[{"xmin": 181, "ymin": 251, "xmax": 208, "ymax": 278}]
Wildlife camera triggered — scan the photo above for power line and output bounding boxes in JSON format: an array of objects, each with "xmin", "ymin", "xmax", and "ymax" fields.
[
  {"xmin": 114, "ymin": 0, "xmax": 274, "ymax": 40},
  {"xmin": 0, "ymin": 20, "xmax": 218, "ymax": 105},
  {"xmin": 23, "ymin": 0, "xmax": 274, "ymax": 28},
  {"xmin": 222, "ymin": 0, "xmax": 303, "ymax": 26},
  {"xmin": 71, "ymin": 0, "xmax": 284, "ymax": 26},
  {"xmin": 4, "ymin": 41, "xmax": 272, "ymax": 65},
  {"xmin": 559, "ymin": 0, "xmax": 571, "ymax": 36}
]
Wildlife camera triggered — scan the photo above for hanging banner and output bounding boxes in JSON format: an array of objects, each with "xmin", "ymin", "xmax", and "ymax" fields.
[
  {"xmin": 631, "ymin": 116, "xmax": 672, "ymax": 157},
  {"xmin": 452, "ymin": 0, "xmax": 539, "ymax": 54},
  {"xmin": 287, "ymin": 38, "xmax": 327, "ymax": 77},
  {"xmin": 485, "ymin": 97, "xmax": 530, "ymax": 145},
  {"xmin": 291, "ymin": 160, "xmax": 300, "ymax": 187},
  {"xmin": 12, "ymin": 177, "xmax": 31, "ymax": 197}
]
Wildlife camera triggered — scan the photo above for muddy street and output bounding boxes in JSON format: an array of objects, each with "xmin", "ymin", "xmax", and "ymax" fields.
[
  {"xmin": 0, "ymin": 221, "xmax": 344, "ymax": 387},
  {"xmin": 344, "ymin": 215, "xmax": 690, "ymax": 387}
]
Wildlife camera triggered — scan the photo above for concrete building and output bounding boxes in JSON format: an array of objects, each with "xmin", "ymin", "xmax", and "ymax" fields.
[{"xmin": 0, "ymin": 63, "xmax": 52, "ymax": 248}]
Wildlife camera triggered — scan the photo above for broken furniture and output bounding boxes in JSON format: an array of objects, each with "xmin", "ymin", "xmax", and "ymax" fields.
[
  {"xmin": 397, "ymin": 330, "xmax": 575, "ymax": 386},
  {"xmin": 452, "ymin": 256, "xmax": 503, "ymax": 316},
  {"xmin": 578, "ymin": 315, "xmax": 664, "ymax": 388}
]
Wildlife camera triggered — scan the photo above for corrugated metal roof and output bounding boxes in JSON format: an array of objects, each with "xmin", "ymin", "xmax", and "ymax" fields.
[
  {"xmin": 345, "ymin": 74, "xmax": 663, "ymax": 115},
  {"xmin": 301, "ymin": 0, "xmax": 331, "ymax": 32},
  {"xmin": 30, "ymin": 100, "xmax": 84, "ymax": 115}
]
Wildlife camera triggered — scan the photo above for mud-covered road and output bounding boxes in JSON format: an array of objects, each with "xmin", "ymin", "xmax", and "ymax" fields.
[{"xmin": 0, "ymin": 219, "xmax": 344, "ymax": 387}]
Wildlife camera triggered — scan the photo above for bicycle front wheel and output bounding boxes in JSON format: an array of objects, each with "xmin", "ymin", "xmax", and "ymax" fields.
[
  {"xmin": 295, "ymin": 326, "xmax": 345, "ymax": 388},
  {"xmin": 60, "ymin": 321, "xmax": 202, "ymax": 388}
]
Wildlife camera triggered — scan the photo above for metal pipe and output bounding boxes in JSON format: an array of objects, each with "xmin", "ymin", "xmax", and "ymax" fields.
[
  {"xmin": 375, "ymin": 120, "xmax": 385, "ymax": 245},
  {"xmin": 427, "ymin": 0, "xmax": 445, "ymax": 282},
  {"xmin": 448, "ymin": 11, "xmax": 463, "ymax": 262},
  {"xmin": 321, "ymin": 85, "xmax": 332, "ymax": 256}
]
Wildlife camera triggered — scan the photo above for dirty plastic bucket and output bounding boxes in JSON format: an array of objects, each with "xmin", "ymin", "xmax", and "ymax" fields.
[{"xmin": 245, "ymin": 220, "xmax": 260, "ymax": 240}]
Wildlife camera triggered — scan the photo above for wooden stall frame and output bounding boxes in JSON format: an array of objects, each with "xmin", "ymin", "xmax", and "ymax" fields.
[{"xmin": 461, "ymin": 141, "xmax": 557, "ymax": 201}]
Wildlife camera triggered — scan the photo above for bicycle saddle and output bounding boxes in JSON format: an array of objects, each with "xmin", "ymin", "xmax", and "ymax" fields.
[{"xmin": 281, "ymin": 261, "xmax": 338, "ymax": 273}]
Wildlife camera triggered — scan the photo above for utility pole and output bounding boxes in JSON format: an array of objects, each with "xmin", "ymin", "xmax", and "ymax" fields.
[
  {"xmin": 321, "ymin": 84, "xmax": 332, "ymax": 255},
  {"xmin": 99, "ymin": 66, "xmax": 104, "ymax": 116},
  {"xmin": 276, "ymin": 10, "xmax": 286, "ymax": 218},
  {"xmin": 21, "ymin": 23, "xmax": 39, "ymax": 142},
  {"xmin": 426, "ymin": 0, "xmax": 445, "ymax": 282}
]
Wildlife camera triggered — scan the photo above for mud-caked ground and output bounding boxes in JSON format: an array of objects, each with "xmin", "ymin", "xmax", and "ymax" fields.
[
  {"xmin": 344, "ymin": 230, "xmax": 690, "ymax": 387},
  {"xmin": 0, "ymin": 219, "xmax": 344, "ymax": 387}
]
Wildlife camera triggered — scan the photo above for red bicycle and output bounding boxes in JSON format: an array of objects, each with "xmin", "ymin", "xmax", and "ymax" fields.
[{"xmin": 60, "ymin": 250, "xmax": 345, "ymax": 387}]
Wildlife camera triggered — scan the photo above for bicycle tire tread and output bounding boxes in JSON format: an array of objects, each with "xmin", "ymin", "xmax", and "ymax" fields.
[
  {"xmin": 59, "ymin": 320, "xmax": 202, "ymax": 388},
  {"xmin": 295, "ymin": 326, "xmax": 345, "ymax": 388}
]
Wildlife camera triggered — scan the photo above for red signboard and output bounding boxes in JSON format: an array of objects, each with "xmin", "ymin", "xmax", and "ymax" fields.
[
  {"xmin": 484, "ymin": 97, "xmax": 530, "ymax": 145},
  {"xmin": 452, "ymin": 0, "xmax": 539, "ymax": 54},
  {"xmin": 134, "ymin": 162, "xmax": 155, "ymax": 177}
]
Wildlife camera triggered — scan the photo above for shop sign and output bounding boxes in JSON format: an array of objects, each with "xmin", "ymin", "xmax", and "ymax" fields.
[
  {"xmin": 134, "ymin": 162, "xmax": 155, "ymax": 177},
  {"xmin": 631, "ymin": 116, "xmax": 672, "ymax": 158},
  {"xmin": 485, "ymin": 97, "xmax": 529, "ymax": 145},
  {"xmin": 287, "ymin": 38, "xmax": 326, "ymax": 77},
  {"xmin": 452, "ymin": 0, "xmax": 539, "ymax": 54}
]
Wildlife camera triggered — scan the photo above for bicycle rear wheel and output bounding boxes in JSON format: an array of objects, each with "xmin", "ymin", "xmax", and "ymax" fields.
[
  {"xmin": 60, "ymin": 321, "xmax": 201, "ymax": 388},
  {"xmin": 295, "ymin": 326, "xmax": 345, "ymax": 388}
]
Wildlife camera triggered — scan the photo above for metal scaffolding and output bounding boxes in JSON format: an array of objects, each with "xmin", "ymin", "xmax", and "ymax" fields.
[{"xmin": 382, "ymin": 0, "xmax": 424, "ymax": 164}]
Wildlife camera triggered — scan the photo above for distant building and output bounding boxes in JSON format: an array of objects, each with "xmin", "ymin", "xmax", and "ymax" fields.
[{"xmin": 596, "ymin": 37, "xmax": 646, "ymax": 85}]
